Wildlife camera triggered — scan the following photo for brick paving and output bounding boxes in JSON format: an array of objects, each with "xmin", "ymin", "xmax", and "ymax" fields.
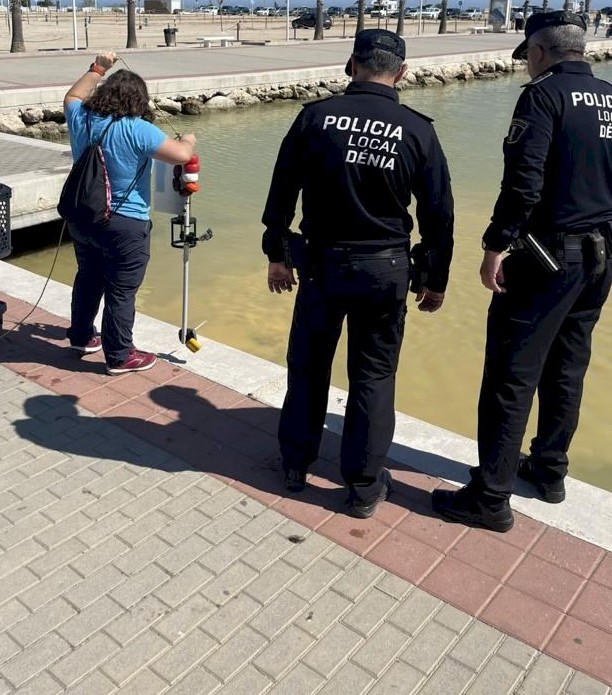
[{"xmin": 0, "ymin": 291, "xmax": 611, "ymax": 693}]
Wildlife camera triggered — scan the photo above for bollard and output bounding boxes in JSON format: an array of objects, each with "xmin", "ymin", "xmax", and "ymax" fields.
[
  {"xmin": 236, "ymin": 20, "xmax": 240, "ymax": 40},
  {"xmin": 84, "ymin": 17, "xmax": 89, "ymax": 47}
]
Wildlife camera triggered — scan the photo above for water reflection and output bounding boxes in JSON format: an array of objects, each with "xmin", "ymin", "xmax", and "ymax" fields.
[{"xmin": 9, "ymin": 66, "xmax": 612, "ymax": 491}]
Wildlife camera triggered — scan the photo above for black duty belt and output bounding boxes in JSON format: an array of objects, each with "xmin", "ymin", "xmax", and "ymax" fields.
[{"xmin": 325, "ymin": 245, "xmax": 407, "ymax": 259}]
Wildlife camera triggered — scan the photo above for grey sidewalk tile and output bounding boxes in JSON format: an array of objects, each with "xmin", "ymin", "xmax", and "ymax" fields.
[
  {"xmin": 199, "ymin": 562, "xmax": 256, "ymax": 608},
  {"xmin": 35, "ymin": 512, "xmax": 92, "ymax": 550},
  {"xmin": 9, "ymin": 597, "xmax": 77, "ymax": 648},
  {"xmin": 433, "ymin": 605, "xmax": 473, "ymax": 635},
  {"xmin": 367, "ymin": 660, "xmax": 425, "ymax": 695},
  {"xmin": 155, "ymin": 563, "xmax": 214, "ymax": 609},
  {"xmin": 352, "ymin": 622, "xmax": 412, "ymax": 677},
  {"xmin": 121, "ymin": 468, "xmax": 168, "ymax": 498},
  {"xmin": 198, "ymin": 508, "xmax": 251, "ymax": 545},
  {"xmin": 159, "ymin": 486, "xmax": 212, "ymax": 521},
  {"xmin": 164, "ymin": 667, "xmax": 221, "ymax": 694},
  {"xmin": 63, "ymin": 565, "xmax": 126, "ymax": 611},
  {"xmin": 203, "ymin": 626, "xmax": 268, "ymax": 683},
  {"xmin": 198, "ymin": 533, "xmax": 250, "ymax": 576},
  {"xmin": 290, "ymin": 557, "xmax": 343, "ymax": 603},
  {"xmin": 387, "ymin": 586, "xmax": 443, "ymax": 636},
  {"xmin": 153, "ymin": 593, "xmax": 216, "ymax": 644},
  {"xmin": 0, "ymin": 633, "xmax": 21, "ymax": 663},
  {"xmin": 0, "ymin": 513, "xmax": 53, "ymax": 551},
  {"xmin": 81, "ymin": 488, "xmax": 135, "ymax": 523},
  {"xmin": 76, "ymin": 512, "xmax": 131, "ymax": 549},
  {"xmin": 515, "ymin": 654, "xmax": 573, "ymax": 694},
  {"xmin": 0, "ymin": 601, "xmax": 30, "ymax": 634},
  {"xmin": 0, "ymin": 633, "xmax": 71, "ymax": 688},
  {"xmin": 248, "ymin": 591, "xmax": 308, "ymax": 641},
  {"xmin": 105, "ymin": 595, "xmax": 171, "ymax": 646},
  {"xmin": 375, "ymin": 573, "xmax": 413, "ymax": 601},
  {"xmin": 11, "ymin": 469, "xmax": 64, "ymax": 502},
  {"xmin": 49, "ymin": 633, "xmax": 120, "ymax": 688},
  {"xmin": 465, "ymin": 654, "xmax": 524, "ymax": 695},
  {"xmin": 113, "ymin": 669, "xmax": 168, "ymax": 695},
  {"xmin": 77, "ymin": 467, "xmax": 137, "ymax": 501},
  {"xmin": 156, "ymin": 533, "xmax": 213, "ymax": 576},
  {"xmin": 295, "ymin": 589, "xmax": 352, "ymax": 639},
  {"xmin": 0, "ymin": 539, "xmax": 46, "ymax": 579},
  {"xmin": 150, "ymin": 629, "xmax": 216, "ymax": 684},
  {"xmin": 0, "ymin": 678, "xmax": 10, "ymax": 695},
  {"xmin": 11, "ymin": 671, "xmax": 64, "ymax": 695},
  {"xmin": 564, "ymin": 671, "xmax": 611, "ymax": 695},
  {"xmin": 157, "ymin": 470, "xmax": 202, "ymax": 497},
  {"xmin": 0, "ymin": 469, "xmax": 27, "ymax": 496},
  {"xmin": 19, "ymin": 566, "xmax": 82, "ymax": 611},
  {"xmin": 235, "ymin": 508, "xmax": 284, "ymax": 544},
  {"xmin": 196, "ymin": 476, "xmax": 227, "ymax": 497},
  {"xmin": 241, "ymin": 531, "xmax": 294, "ymax": 572},
  {"xmin": 157, "ymin": 509, "xmax": 209, "ymax": 547},
  {"xmin": 399, "ymin": 620, "xmax": 459, "ymax": 675},
  {"xmin": 216, "ymin": 664, "xmax": 271, "ymax": 695},
  {"xmin": 69, "ymin": 536, "xmax": 130, "ymax": 578},
  {"xmin": 196, "ymin": 487, "xmax": 246, "ymax": 520},
  {"xmin": 63, "ymin": 670, "xmax": 115, "ymax": 695},
  {"xmin": 341, "ymin": 587, "xmax": 397, "ymax": 638},
  {"xmin": 252, "ymin": 624, "xmax": 315, "ymax": 680},
  {"xmin": 302, "ymin": 623, "xmax": 364, "ymax": 679},
  {"xmin": 117, "ymin": 510, "xmax": 173, "ymax": 547},
  {"xmin": 45, "ymin": 470, "xmax": 101, "ymax": 509},
  {"xmin": 316, "ymin": 661, "xmax": 374, "ymax": 695},
  {"xmin": 28, "ymin": 537, "xmax": 87, "ymax": 578},
  {"xmin": 203, "ymin": 593, "xmax": 261, "ymax": 642},
  {"xmin": 450, "ymin": 621, "xmax": 503, "ymax": 671},
  {"xmin": 0, "ymin": 490, "xmax": 20, "ymax": 514},
  {"xmin": 113, "ymin": 536, "xmax": 171, "ymax": 577},
  {"xmin": 57, "ymin": 596, "xmax": 124, "ymax": 647},
  {"xmin": 331, "ymin": 559, "xmax": 385, "ymax": 601},
  {"xmin": 245, "ymin": 560, "xmax": 300, "ymax": 605},
  {"xmin": 415, "ymin": 657, "xmax": 476, "ymax": 695},
  {"xmin": 272, "ymin": 663, "xmax": 326, "ymax": 695},
  {"xmin": 101, "ymin": 630, "xmax": 171, "ymax": 686},
  {"xmin": 283, "ymin": 532, "xmax": 332, "ymax": 570},
  {"xmin": 119, "ymin": 488, "xmax": 172, "ymax": 522},
  {"xmin": 3, "ymin": 490, "xmax": 58, "ymax": 525},
  {"xmin": 234, "ymin": 497, "xmax": 266, "ymax": 519},
  {"xmin": 496, "ymin": 636, "xmax": 538, "ymax": 669}
]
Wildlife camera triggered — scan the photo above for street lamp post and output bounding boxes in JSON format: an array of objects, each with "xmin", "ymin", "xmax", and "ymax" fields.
[
  {"xmin": 72, "ymin": 0, "xmax": 78, "ymax": 49},
  {"xmin": 285, "ymin": 0, "xmax": 289, "ymax": 41}
]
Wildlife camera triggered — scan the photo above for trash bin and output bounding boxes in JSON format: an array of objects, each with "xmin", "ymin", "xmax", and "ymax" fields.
[
  {"xmin": 163, "ymin": 27, "xmax": 178, "ymax": 46},
  {"xmin": 0, "ymin": 184, "xmax": 11, "ymax": 260}
]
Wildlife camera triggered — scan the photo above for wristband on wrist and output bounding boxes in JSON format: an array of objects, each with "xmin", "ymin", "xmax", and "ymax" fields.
[{"xmin": 89, "ymin": 63, "xmax": 106, "ymax": 77}]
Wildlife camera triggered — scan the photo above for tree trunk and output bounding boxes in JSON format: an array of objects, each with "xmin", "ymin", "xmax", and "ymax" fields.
[
  {"xmin": 10, "ymin": 0, "xmax": 26, "ymax": 53},
  {"xmin": 542, "ymin": 0, "xmax": 548, "ymax": 10},
  {"xmin": 396, "ymin": 0, "xmax": 405, "ymax": 35},
  {"xmin": 438, "ymin": 0, "xmax": 447, "ymax": 33},
  {"xmin": 356, "ymin": 0, "xmax": 365, "ymax": 33},
  {"xmin": 314, "ymin": 0, "xmax": 323, "ymax": 39},
  {"xmin": 562, "ymin": 0, "xmax": 570, "ymax": 11},
  {"xmin": 126, "ymin": 0, "xmax": 138, "ymax": 49}
]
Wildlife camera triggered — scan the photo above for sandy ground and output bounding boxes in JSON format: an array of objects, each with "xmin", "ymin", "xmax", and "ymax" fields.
[{"xmin": 0, "ymin": 10, "xmax": 482, "ymax": 53}]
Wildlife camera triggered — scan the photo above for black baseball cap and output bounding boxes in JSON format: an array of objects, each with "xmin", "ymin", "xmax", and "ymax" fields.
[
  {"xmin": 345, "ymin": 29, "xmax": 406, "ymax": 76},
  {"xmin": 512, "ymin": 10, "xmax": 587, "ymax": 60}
]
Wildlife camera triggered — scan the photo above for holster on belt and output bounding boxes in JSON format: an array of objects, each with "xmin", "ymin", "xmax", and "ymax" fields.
[{"xmin": 583, "ymin": 231, "xmax": 607, "ymax": 275}]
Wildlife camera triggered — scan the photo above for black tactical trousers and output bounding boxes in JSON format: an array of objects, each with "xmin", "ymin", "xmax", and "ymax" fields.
[
  {"xmin": 475, "ymin": 249, "xmax": 612, "ymax": 504},
  {"xmin": 67, "ymin": 214, "xmax": 151, "ymax": 367},
  {"xmin": 279, "ymin": 246, "xmax": 409, "ymax": 504}
]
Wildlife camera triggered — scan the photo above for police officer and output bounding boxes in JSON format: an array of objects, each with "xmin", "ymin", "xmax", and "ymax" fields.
[
  {"xmin": 262, "ymin": 29, "xmax": 454, "ymax": 519},
  {"xmin": 433, "ymin": 11, "xmax": 612, "ymax": 532}
]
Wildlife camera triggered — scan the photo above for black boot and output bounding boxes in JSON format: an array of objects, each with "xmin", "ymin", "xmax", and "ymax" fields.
[
  {"xmin": 284, "ymin": 468, "xmax": 307, "ymax": 493},
  {"xmin": 432, "ymin": 485, "xmax": 514, "ymax": 533},
  {"xmin": 517, "ymin": 454, "xmax": 565, "ymax": 504},
  {"xmin": 345, "ymin": 468, "xmax": 392, "ymax": 519}
]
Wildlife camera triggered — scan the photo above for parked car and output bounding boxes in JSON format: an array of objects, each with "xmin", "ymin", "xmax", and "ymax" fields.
[
  {"xmin": 327, "ymin": 5, "xmax": 344, "ymax": 15},
  {"xmin": 199, "ymin": 5, "xmax": 219, "ymax": 14},
  {"xmin": 292, "ymin": 10, "xmax": 332, "ymax": 28},
  {"xmin": 345, "ymin": 5, "xmax": 359, "ymax": 15},
  {"xmin": 370, "ymin": 6, "xmax": 388, "ymax": 16},
  {"xmin": 233, "ymin": 5, "xmax": 250, "ymax": 13},
  {"xmin": 254, "ymin": 6, "xmax": 269, "ymax": 14},
  {"xmin": 446, "ymin": 7, "xmax": 461, "ymax": 17},
  {"xmin": 404, "ymin": 7, "xmax": 420, "ymax": 17},
  {"xmin": 421, "ymin": 6, "xmax": 441, "ymax": 19},
  {"xmin": 459, "ymin": 7, "xmax": 483, "ymax": 19}
]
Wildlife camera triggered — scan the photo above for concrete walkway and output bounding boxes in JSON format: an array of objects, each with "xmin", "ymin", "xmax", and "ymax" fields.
[{"xmin": 1, "ymin": 263, "xmax": 612, "ymax": 693}]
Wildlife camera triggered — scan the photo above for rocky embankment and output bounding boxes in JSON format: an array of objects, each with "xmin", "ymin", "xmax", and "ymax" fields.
[{"xmin": 1, "ymin": 49, "xmax": 611, "ymax": 140}]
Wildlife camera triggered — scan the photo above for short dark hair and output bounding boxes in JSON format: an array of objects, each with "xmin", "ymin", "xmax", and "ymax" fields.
[
  {"xmin": 353, "ymin": 48, "xmax": 404, "ymax": 77},
  {"xmin": 85, "ymin": 69, "xmax": 155, "ymax": 122}
]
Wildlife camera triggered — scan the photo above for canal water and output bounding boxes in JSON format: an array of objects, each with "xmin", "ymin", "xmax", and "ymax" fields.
[{"xmin": 8, "ymin": 64, "xmax": 612, "ymax": 491}]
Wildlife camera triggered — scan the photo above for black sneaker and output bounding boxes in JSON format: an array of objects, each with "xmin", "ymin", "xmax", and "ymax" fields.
[
  {"xmin": 432, "ymin": 485, "xmax": 514, "ymax": 533},
  {"xmin": 517, "ymin": 454, "xmax": 565, "ymax": 504},
  {"xmin": 284, "ymin": 469, "xmax": 307, "ymax": 493},
  {"xmin": 345, "ymin": 469, "xmax": 392, "ymax": 519}
]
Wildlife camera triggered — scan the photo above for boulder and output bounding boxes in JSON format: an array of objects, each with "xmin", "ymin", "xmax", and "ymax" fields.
[
  {"xmin": 181, "ymin": 97, "xmax": 205, "ymax": 115},
  {"xmin": 156, "ymin": 98, "xmax": 182, "ymax": 115},
  {"xmin": 20, "ymin": 107, "xmax": 44, "ymax": 125},
  {"xmin": 203, "ymin": 95, "xmax": 236, "ymax": 110},
  {"xmin": 42, "ymin": 107, "xmax": 65, "ymax": 123},
  {"xmin": 0, "ymin": 113, "xmax": 27, "ymax": 135}
]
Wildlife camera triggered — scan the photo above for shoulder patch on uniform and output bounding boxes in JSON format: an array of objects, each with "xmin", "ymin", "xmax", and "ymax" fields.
[
  {"xmin": 522, "ymin": 70, "xmax": 553, "ymax": 89},
  {"xmin": 301, "ymin": 95, "xmax": 335, "ymax": 108},
  {"xmin": 507, "ymin": 118, "xmax": 529, "ymax": 144},
  {"xmin": 401, "ymin": 104, "xmax": 434, "ymax": 123}
]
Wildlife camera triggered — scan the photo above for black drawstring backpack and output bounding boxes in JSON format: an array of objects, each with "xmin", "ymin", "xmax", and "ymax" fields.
[{"xmin": 58, "ymin": 113, "xmax": 145, "ymax": 225}]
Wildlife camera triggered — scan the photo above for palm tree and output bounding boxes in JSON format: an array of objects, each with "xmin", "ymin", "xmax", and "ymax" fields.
[
  {"xmin": 396, "ymin": 0, "xmax": 405, "ymax": 35},
  {"xmin": 10, "ymin": 0, "xmax": 26, "ymax": 53},
  {"xmin": 356, "ymin": 0, "xmax": 365, "ymax": 32},
  {"xmin": 438, "ymin": 0, "xmax": 447, "ymax": 33},
  {"xmin": 126, "ymin": 0, "xmax": 138, "ymax": 48},
  {"xmin": 314, "ymin": 0, "xmax": 323, "ymax": 39}
]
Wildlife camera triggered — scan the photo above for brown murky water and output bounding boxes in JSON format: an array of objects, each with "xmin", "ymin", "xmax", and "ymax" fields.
[{"xmin": 9, "ymin": 66, "xmax": 612, "ymax": 491}]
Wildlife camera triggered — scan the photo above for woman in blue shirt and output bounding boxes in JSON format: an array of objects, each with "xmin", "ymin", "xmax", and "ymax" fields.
[{"xmin": 64, "ymin": 51, "xmax": 195, "ymax": 375}]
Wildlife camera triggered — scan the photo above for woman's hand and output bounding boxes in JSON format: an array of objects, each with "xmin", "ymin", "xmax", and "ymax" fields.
[{"xmin": 94, "ymin": 52, "xmax": 118, "ymax": 72}]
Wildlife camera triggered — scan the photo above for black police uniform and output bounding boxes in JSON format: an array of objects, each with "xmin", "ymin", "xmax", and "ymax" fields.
[
  {"xmin": 476, "ymin": 61, "xmax": 612, "ymax": 504},
  {"xmin": 262, "ymin": 81, "xmax": 454, "ymax": 504}
]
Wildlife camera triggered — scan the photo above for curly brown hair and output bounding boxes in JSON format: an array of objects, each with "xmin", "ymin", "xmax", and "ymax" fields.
[{"xmin": 85, "ymin": 69, "xmax": 155, "ymax": 122}]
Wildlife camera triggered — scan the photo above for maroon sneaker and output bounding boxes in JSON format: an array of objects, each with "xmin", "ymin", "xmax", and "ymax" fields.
[
  {"xmin": 70, "ymin": 336, "xmax": 102, "ymax": 354},
  {"xmin": 106, "ymin": 349, "xmax": 157, "ymax": 375}
]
